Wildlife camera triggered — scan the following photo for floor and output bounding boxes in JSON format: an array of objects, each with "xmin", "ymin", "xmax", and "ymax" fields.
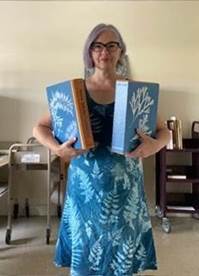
[{"xmin": 0, "ymin": 216, "xmax": 199, "ymax": 276}]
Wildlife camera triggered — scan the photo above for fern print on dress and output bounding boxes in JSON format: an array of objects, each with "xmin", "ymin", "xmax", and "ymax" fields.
[
  {"xmin": 88, "ymin": 235, "xmax": 104, "ymax": 271},
  {"xmin": 99, "ymin": 186, "xmax": 120, "ymax": 225},
  {"xmin": 110, "ymin": 235, "xmax": 138, "ymax": 276}
]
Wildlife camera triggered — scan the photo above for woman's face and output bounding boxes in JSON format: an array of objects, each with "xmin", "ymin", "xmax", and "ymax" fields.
[{"xmin": 90, "ymin": 30, "xmax": 122, "ymax": 71}]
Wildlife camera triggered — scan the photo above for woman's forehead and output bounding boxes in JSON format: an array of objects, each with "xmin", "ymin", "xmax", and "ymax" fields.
[{"xmin": 95, "ymin": 30, "xmax": 118, "ymax": 42}]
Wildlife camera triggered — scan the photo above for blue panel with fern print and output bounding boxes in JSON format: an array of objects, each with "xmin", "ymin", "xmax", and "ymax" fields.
[{"xmin": 112, "ymin": 81, "xmax": 159, "ymax": 154}]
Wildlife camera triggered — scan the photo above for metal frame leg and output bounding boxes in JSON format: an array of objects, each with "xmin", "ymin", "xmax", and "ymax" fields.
[{"xmin": 46, "ymin": 149, "xmax": 51, "ymax": 244}]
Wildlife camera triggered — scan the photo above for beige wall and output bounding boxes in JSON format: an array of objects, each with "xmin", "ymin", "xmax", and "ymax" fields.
[{"xmin": 0, "ymin": 1, "xmax": 199, "ymax": 214}]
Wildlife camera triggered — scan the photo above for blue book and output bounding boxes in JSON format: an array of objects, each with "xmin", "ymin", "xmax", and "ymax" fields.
[
  {"xmin": 46, "ymin": 78, "xmax": 94, "ymax": 150},
  {"xmin": 111, "ymin": 80, "xmax": 159, "ymax": 154}
]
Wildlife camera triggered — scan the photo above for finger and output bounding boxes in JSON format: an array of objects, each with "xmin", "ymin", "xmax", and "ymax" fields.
[
  {"xmin": 75, "ymin": 149, "xmax": 86, "ymax": 155},
  {"xmin": 136, "ymin": 129, "xmax": 147, "ymax": 140},
  {"xmin": 62, "ymin": 156, "xmax": 71, "ymax": 163},
  {"xmin": 63, "ymin": 137, "xmax": 77, "ymax": 147},
  {"xmin": 126, "ymin": 148, "xmax": 141, "ymax": 158},
  {"xmin": 126, "ymin": 152, "xmax": 140, "ymax": 158}
]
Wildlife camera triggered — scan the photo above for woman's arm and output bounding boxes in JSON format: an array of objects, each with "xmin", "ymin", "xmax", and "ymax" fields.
[
  {"xmin": 33, "ymin": 113, "xmax": 85, "ymax": 162},
  {"xmin": 126, "ymin": 117, "xmax": 170, "ymax": 159},
  {"xmin": 33, "ymin": 113, "xmax": 59, "ymax": 152}
]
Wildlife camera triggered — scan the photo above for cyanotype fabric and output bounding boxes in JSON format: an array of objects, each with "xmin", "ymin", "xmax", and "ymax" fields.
[{"xmin": 54, "ymin": 92, "xmax": 157, "ymax": 276}]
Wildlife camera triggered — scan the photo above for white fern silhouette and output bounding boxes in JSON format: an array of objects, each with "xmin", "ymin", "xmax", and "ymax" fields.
[
  {"xmin": 68, "ymin": 196, "xmax": 82, "ymax": 249},
  {"xmin": 110, "ymin": 236, "xmax": 135, "ymax": 275},
  {"xmin": 91, "ymin": 161, "xmax": 103, "ymax": 179},
  {"xmin": 128, "ymin": 86, "xmax": 154, "ymax": 145},
  {"xmin": 138, "ymin": 199, "xmax": 152, "ymax": 233},
  {"xmin": 129, "ymin": 86, "xmax": 154, "ymax": 120},
  {"xmin": 99, "ymin": 187, "xmax": 120, "ymax": 225},
  {"xmin": 85, "ymin": 220, "xmax": 93, "ymax": 239},
  {"xmin": 88, "ymin": 235, "xmax": 103, "ymax": 271},
  {"xmin": 65, "ymin": 120, "xmax": 78, "ymax": 139},
  {"xmin": 108, "ymin": 226, "xmax": 124, "ymax": 247},
  {"xmin": 76, "ymin": 167, "xmax": 94, "ymax": 203},
  {"xmin": 123, "ymin": 183, "xmax": 140, "ymax": 229},
  {"xmin": 111, "ymin": 163, "xmax": 131, "ymax": 190},
  {"xmin": 49, "ymin": 89, "xmax": 74, "ymax": 131}
]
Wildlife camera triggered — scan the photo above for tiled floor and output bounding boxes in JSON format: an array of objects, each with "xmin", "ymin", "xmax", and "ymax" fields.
[{"xmin": 0, "ymin": 216, "xmax": 199, "ymax": 276}]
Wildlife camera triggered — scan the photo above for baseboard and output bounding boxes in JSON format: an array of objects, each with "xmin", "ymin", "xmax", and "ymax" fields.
[{"xmin": 0, "ymin": 203, "xmax": 59, "ymax": 216}]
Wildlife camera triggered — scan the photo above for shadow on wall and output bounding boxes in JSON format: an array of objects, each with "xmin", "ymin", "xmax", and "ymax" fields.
[
  {"xmin": 0, "ymin": 95, "xmax": 21, "ymax": 141},
  {"xmin": 0, "ymin": 94, "xmax": 47, "ymax": 142},
  {"xmin": 16, "ymin": 98, "xmax": 48, "ymax": 142}
]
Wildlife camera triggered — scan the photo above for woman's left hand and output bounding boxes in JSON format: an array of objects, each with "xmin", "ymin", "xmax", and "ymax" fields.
[{"xmin": 126, "ymin": 130, "xmax": 162, "ymax": 159}]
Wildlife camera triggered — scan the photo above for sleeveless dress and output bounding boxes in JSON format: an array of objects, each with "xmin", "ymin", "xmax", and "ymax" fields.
[{"xmin": 54, "ymin": 90, "xmax": 157, "ymax": 276}]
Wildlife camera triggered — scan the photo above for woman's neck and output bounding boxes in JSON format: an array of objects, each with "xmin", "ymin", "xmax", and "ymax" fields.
[{"xmin": 91, "ymin": 68, "xmax": 118, "ymax": 84}]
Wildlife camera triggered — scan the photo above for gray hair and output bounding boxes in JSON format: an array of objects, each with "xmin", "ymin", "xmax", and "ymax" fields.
[{"xmin": 83, "ymin": 23, "xmax": 126, "ymax": 70}]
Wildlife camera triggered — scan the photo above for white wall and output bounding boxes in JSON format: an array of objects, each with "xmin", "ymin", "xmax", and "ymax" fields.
[{"xmin": 0, "ymin": 1, "xmax": 199, "ymax": 215}]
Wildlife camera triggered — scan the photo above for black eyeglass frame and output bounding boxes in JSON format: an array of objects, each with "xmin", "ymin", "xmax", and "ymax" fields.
[{"xmin": 90, "ymin": 41, "xmax": 121, "ymax": 52}]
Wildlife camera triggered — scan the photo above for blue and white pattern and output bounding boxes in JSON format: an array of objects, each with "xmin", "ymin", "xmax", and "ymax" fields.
[
  {"xmin": 129, "ymin": 86, "xmax": 154, "ymax": 144},
  {"xmin": 49, "ymin": 89, "xmax": 77, "ymax": 139},
  {"xmin": 54, "ymin": 92, "xmax": 157, "ymax": 275},
  {"xmin": 47, "ymin": 81, "xmax": 82, "ymax": 148},
  {"xmin": 112, "ymin": 81, "xmax": 159, "ymax": 154}
]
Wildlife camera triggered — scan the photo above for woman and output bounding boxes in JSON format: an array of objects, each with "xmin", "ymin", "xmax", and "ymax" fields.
[{"xmin": 33, "ymin": 23, "xmax": 170, "ymax": 275}]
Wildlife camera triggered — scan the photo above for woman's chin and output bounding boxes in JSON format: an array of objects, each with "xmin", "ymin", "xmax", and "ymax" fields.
[{"xmin": 96, "ymin": 63, "xmax": 114, "ymax": 71}]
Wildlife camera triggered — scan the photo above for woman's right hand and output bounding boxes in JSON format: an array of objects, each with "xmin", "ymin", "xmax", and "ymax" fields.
[
  {"xmin": 55, "ymin": 137, "xmax": 86, "ymax": 163},
  {"xmin": 33, "ymin": 114, "xmax": 86, "ymax": 163}
]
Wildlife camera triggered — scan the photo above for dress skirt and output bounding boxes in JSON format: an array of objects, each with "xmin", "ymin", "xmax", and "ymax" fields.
[{"xmin": 54, "ymin": 145, "xmax": 157, "ymax": 276}]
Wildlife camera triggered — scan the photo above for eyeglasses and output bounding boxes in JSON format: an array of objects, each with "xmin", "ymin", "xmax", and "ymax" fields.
[{"xmin": 90, "ymin": 41, "xmax": 121, "ymax": 53}]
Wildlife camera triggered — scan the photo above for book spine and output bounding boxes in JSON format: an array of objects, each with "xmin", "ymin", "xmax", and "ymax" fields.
[
  {"xmin": 124, "ymin": 87, "xmax": 132, "ymax": 152},
  {"xmin": 71, "ymin": 79, "xmax": 94, "ymax": 150},
  {"xmin": 166, "ymin": 130, "xmax": 174, "ymax": 150},
  {"xmin": 111, "ymin": 81, "xmax": 128, "ymax": 154},
  {"xmin": 175, "ymin": 119, "xmax": 183, "ymax": 149}
]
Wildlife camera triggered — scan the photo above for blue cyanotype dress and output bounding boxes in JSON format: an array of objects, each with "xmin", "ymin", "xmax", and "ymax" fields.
[{"xmin": 54, "ymin": 91, "xmax": 157, "ymax": 276}]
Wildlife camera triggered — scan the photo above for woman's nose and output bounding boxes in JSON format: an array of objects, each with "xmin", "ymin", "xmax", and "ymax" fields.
[{"xmin": 100, "ymin": 47, "xmax": 109, "ymax": 55}]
